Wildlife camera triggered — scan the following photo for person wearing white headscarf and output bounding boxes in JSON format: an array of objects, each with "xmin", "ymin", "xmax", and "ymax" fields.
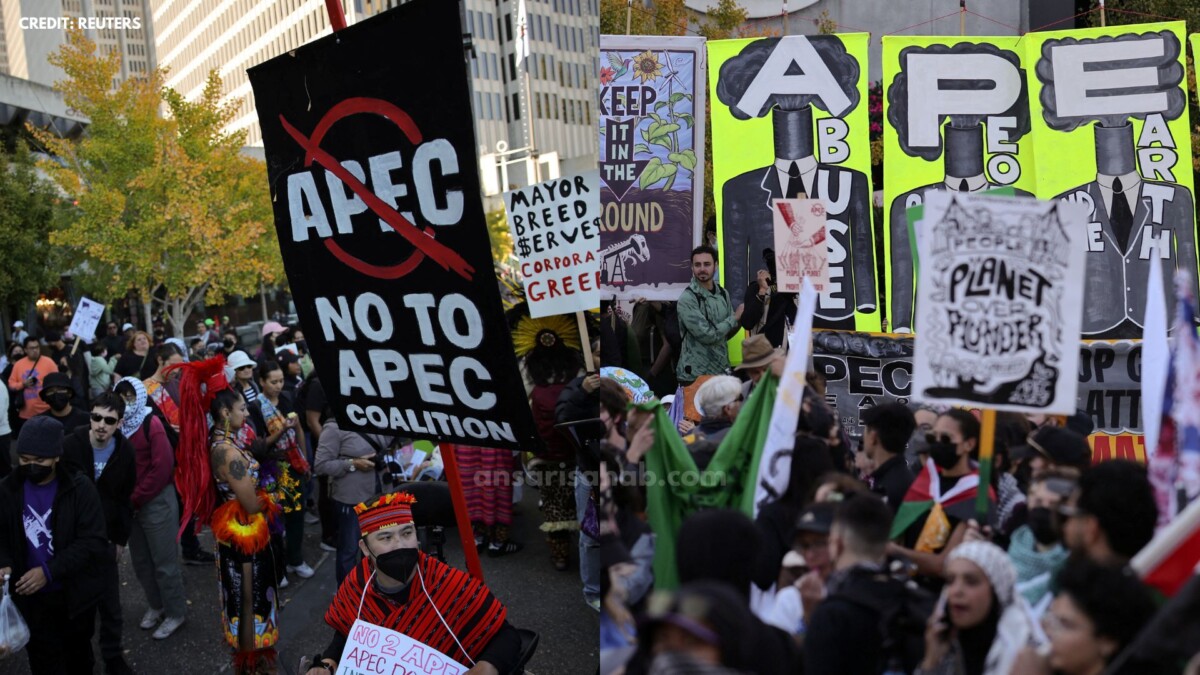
[
  {"xmin": 917, "ymin": 541, "xmax": 1032, "ymax": 675},
  {"xmin": 113, "ymin": 376, "xmax": 188, "ymax": 639}
]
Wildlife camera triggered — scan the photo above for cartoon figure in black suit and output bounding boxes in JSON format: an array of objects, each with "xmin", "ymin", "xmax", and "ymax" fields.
[
  {"xmin": 885, "ymin": 43, "xmax": 1033, "ymax": 332},
  {"xmin": 1037, "ymin": 30, "xmax": 1197, "ymax": 339},
  {"xmin": 716, "ymin": 36, "xmax": 876, "ymax": 330}
]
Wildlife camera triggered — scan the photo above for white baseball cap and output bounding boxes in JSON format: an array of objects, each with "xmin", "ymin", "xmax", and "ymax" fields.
[{"xmin": 12, "ymin": 320, "xmax": 23, "ymax": 328}]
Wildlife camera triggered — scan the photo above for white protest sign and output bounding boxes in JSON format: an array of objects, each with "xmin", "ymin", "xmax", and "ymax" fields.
[
  {"xmin": 912, "ymin": 192, "xmax": 1088, "ymax": 414},
  {"xmin": 336, "ymin": 619, "xmax": 467, "ymax": 675},
  {"xmin": 504, "ymin": 171, "xmax": 601, "ymax": 318},
  {"xmin": 755, "ymin": 277, "xmax": 819, "ymax": 516},
  {"xmin": 771, "ymin": 198, "xmax": 829, "ymax": 293},
  {"xmin": 67, "ymin": 296, "xmax": 105, "ymax": 341}
]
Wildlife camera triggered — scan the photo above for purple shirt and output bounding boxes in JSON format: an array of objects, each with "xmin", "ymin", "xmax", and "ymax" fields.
[{"xmin": 22, "ymin": 478, "xmax": 61, "ymax": 592}]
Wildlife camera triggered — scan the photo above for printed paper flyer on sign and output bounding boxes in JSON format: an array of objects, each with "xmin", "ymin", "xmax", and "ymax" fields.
[
  {"xmin": 709, "ymin": 34, "xmax": 879, "ymax": 333},
  {"xmin": 1025, "ymin": 21, "xmax": 1196, "ymax": 340},
  {"xmin": 911, "ymin": 192, "xmax": 1088, "ymax": 414},
  {"xmin": 599, "ymin": 35, "xmax": 706, "ymax": 301},
  {"xmin": 504, "ymin": 171, "xmax": 601, "ymax": 318},
  {"xmin": 336, "ymin": 619, "xmax": 467, "ymax": 675},
  {"xmin": 246, "ymin": 0, "xmax": 538, "ymax": 450},
  {"xmin": 771, "ymin": 199, "xmax": 828, "ymax": 293},
  {"xmin": 882, "ymin": 36, "xmax": 1034, "ymax": 334},
  {"xmin": 67, "ymin": 296, "xmax": 105, "ymax": 341}
]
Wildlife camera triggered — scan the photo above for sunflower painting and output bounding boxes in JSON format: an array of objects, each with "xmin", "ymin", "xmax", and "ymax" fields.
[
  {"xmin": 631, "ymin": 50, "xmax": 663, "ymax": 83},
  {"xmin": 598, "ymin": 36, "xmax": 706, "ymax": 301}
]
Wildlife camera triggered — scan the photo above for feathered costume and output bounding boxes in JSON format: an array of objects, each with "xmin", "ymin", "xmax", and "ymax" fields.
[
  {"xmin": 171, "ymin": 355, "xmax": 281, "ymax": 673},
  {"xmin": 509, "ymin": 304, "xmax": 587, "ymax": 569}
]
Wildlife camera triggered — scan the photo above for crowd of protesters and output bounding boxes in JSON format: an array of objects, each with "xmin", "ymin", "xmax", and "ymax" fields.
[
  {"xmin": 591, "ymin": 244, "xmax": 1200, "ymax": 675},
  {"xmin": 0, "ymin": 306, "xmax": 598, "ymax": 673}
]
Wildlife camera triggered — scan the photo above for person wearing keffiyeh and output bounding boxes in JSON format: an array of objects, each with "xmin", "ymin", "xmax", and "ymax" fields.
[{"xmin": 305, "ymin": 493, "xmax": 522, "ymax": 675}]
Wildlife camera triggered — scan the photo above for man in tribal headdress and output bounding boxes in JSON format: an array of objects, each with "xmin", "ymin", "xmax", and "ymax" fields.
[{"xmin": 305, "ymin": 493, "xmax": 522, "ymax": 674}]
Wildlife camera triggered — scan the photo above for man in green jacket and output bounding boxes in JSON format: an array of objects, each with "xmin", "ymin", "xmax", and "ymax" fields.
[{"xmin": 676, "ymin": 245, "xmax": 743, "ymax": 385}]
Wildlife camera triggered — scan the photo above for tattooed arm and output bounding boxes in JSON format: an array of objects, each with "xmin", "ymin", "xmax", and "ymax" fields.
[{"xmin": 212, "ymin": 443, "xmax": 264, "ymax": 515}]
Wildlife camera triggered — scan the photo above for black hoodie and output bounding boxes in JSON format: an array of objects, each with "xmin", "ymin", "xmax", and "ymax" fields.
[
  {"xmin": 61, "ymin": 423, "xmax": 136, "ymax": 546},
  {"xmin": 0, "ymin": 463, "xmax": 108, "ymax": 618}
]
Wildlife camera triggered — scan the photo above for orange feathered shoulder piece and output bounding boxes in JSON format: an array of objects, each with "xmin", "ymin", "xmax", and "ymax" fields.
[{"xmin": 212, "ymin": 490, "xmax": 282, "ymax": 555}]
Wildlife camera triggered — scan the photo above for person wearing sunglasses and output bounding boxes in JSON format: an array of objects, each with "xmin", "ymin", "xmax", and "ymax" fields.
[{"xmin": 61, "ymin": 392, "xmax": 137, "ymax": 674}]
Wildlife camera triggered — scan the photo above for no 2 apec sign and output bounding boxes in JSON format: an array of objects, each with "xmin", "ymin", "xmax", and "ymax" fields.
[{"xmin": 248, "ymin": 0, "xmax": 538, "ymax": 449}]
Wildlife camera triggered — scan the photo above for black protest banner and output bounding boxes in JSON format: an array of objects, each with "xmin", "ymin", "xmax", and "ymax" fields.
[
  {"xmin": 813, "ymin": 331, "xmax": 1148, "ymax": 462},
  {"xmin": 248, "ymin": 0, "xmax": 538, "ymax": 449}
]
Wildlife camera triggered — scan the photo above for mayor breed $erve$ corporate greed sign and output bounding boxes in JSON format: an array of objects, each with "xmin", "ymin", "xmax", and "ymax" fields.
[
  {"xmin": 505, "ymin": 171, "xmax": 602, "ymax": 318},
  {"xmin": 247, "ymin": 0, "xmax": 539, "ymax": 450}
]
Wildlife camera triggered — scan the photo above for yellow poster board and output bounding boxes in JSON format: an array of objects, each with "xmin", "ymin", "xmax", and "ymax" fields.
[
  {"xmin": 1025, "ymin": 22, "xmax": 1196, "ymax": 339},
  {"xmin": 708, "ymin": 34, "xmax": 880, "ymax": 349},
  {"xmin": 881, "ymin": 36, "xmax": 1035, "ymax": 334}
]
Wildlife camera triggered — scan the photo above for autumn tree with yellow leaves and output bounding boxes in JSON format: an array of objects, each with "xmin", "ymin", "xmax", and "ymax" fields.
[{"xmin": 34, "ymin": 30, "xmax": 283, "ymax": 337}]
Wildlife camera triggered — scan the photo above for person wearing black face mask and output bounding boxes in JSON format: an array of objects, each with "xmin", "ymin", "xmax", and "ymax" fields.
[
  {"xmin": 1006, "ymin": 471, "xmax": 1073, "ymax": 618},
  {"xmin": 305, "ymin": 493, "xmax": 523, "ymax": 675},
  {"xmin": 888, "ymin": 410, "xmax": 986, "ymax": 583},
  {"xmin": 0, "ymin": 416, "xmax": 107, "ymax": 674},
  {"xmin": 36, "ymin": 372, "xmax": 91, "ymax": 435}
]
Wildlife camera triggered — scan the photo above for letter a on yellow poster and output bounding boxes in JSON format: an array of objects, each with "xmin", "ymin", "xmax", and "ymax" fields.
[{"xmin": 708, "ymin": 34, "xmax": 880, "ymax": 340}]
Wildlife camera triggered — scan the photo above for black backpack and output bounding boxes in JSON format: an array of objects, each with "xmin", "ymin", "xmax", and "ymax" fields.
[{"xmin": 834, "ymin": 571, "xmax": 934, "ymax": 675}]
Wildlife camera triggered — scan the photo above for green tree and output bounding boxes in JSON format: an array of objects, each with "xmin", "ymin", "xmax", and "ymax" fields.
[
  {"xmin": 697, "ymin": 0, "xmax": 748, "ymax": 39},
  {"xmin": 34, "ymin": 31, "xmax": 283, "ymax": 336},
  {"xmin": 0, "ymin": 144, "xmax": 65, "ymax": 313},
  {"xmin": 487, "ymin": 206, "xmax": 515, "ymax": 263},
  {"xmin": 601, "ymin": 0, "xmax": 687, "ymax": 36},
  {"xmin": 1086, "ymin": 1, "xmax": 1200, "ymax": 174}
]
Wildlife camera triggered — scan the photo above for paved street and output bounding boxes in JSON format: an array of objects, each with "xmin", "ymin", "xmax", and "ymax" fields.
[{"xmin": 0, "ymin": 485, "xmax": 598, "ymax": 675}]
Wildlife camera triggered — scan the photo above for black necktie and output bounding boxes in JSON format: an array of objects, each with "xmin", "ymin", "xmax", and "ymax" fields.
[
  {"xmin": 1110, "ymin": 176, "xmax": 1134, "ymax": 251},
  {"xmin": 786, "ymin": 161, "xmax": 802, "ymax": 198},
  {"xmin": 958, "ymin": 178, "xmax": 969, "ymax": 192}
]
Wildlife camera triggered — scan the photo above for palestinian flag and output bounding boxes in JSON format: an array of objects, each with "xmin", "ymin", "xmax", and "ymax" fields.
[
  {"xmin": 890, "ymin": 459, "xmax": 994, "ymax": 552},
  {"xmin": 1133, "ymin": 491, "xmax": 1200, "ymax": 597}
]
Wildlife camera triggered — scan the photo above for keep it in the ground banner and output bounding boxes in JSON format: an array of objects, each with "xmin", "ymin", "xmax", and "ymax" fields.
[
  {"xmin": 504, "ymin": 171, "xmax": 601, "ymax": 318},
  {"xmin": 882, "ymin": 36, "xmax": 1034, "ymax": 334},
  {"xmin": 1025, "ymin": 21, "xmax": 1197, "ymax": 339},
  {"xmin": 911, "ymin": 192, "xmax": 1088, "ymax": 414},
  {"xmin": 709, "ymin": 34, "xmax": 879, "ymax": 334},
  {"xmin": 247, "ymin": 0, "xmax": 538, "ymax": 449},
  {"xmin": 599, "ymin": 36, "xmax": 706, "ymax": 301}
]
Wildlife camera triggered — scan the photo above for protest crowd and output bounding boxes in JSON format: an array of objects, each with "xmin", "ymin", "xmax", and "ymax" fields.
[
  {"xmin": 593, "ymin": 245, "xmax": 1200, "ymax": 675},
  {"xmin": 0, "ymin": 310, "xmax": 576, "ymax": 674}
]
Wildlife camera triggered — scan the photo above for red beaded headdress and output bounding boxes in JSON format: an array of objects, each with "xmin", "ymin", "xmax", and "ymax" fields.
[{"xmin": 354, "ymin": 492, "xmax": 418, "ymax": 536}]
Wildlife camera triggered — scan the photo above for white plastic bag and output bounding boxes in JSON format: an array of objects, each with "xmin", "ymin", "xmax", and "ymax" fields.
[{"xmin": 0, "ymin": 576, "xmax": 29, "ymax": 659}]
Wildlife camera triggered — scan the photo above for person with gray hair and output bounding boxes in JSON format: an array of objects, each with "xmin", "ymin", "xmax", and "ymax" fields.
[{"xmin": 693, "ymin": 375, "xmax": 744, "ymax": 445}]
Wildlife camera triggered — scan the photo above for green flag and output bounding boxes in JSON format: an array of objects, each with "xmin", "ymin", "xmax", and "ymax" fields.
[{"xmin": 638, "ymin": 371, "xmax": 779, "ymax": 590}]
